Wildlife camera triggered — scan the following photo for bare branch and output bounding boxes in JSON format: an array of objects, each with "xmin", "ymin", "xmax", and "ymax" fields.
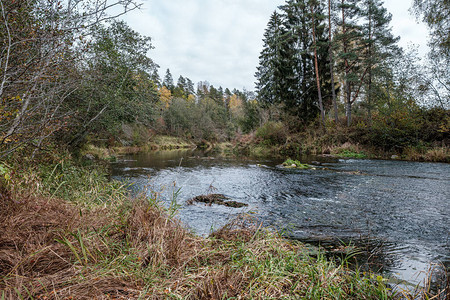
[{"xmin": 0, "ymin": 0, "xmax": 12, "ymax": 97}]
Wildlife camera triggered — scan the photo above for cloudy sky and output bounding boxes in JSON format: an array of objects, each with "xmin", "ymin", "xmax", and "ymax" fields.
[{"xmin": 123, "ymin": 0, "xmax": 429, "ymax": 91}]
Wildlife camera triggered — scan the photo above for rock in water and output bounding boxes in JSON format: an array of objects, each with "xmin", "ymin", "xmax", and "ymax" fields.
[{"xmin": 186, "ymin": 193, "xmax": 248, "ymax": 208}]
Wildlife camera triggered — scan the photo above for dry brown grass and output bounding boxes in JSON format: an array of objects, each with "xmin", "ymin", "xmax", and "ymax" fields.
[
  {"xmin": 424, "ymin": 147, "xmax": 449, "ymax": 162},
  {"xmin": 124, "ymin": 201, "xmax": 257, "ymax": 299},
  {"xmin": 403, "ymin": 146, "xmax": 450, "ymax": 162},
  {"xmin": 0, "ymin": 190, "xmax": 253, "ymax": 299},
  {"xmin": 0, "ymin": 192, "xmax": 143, "ymax": 299}
]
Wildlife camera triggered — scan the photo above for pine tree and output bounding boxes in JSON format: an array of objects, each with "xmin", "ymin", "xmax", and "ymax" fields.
[
  {"xmin": 328, "ymin": 0, "xmax": 339, "ymax": 123},
  {"xmin": 361, "ymin": 0, "xmax": 400, "ymax": 123},
  {"xmin": 310, "ymin": 0, "xmax": 326, "ymax": 127},
  {"xmin": 335, "ymin": 0, "xmax": 365, "ymax": 126}
]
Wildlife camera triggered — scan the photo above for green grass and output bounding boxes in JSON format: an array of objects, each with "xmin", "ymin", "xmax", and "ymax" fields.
[{"xmin": 150, "ymin": 135, "xmax": 194, "ymax": 149}]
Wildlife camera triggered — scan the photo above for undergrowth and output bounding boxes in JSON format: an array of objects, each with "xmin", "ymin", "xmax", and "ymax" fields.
[{"xmin": 0, "ymin": 152, "xmax": 446, "ymax": 299}]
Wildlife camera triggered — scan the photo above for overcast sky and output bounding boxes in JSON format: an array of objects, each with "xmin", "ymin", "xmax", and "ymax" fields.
[{"xmin": 123, "ymin": 0, "xmax": 430, "ymax": 91}]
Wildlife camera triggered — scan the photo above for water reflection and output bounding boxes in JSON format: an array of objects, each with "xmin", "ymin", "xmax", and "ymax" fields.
[{"xmin": 111, "ymin": 150, "xmax": 450, "ymax": 286}]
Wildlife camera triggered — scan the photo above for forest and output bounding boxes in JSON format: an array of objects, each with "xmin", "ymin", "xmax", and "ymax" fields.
[{"xmin": 0, "ymin": 0, "xmax": 449, "ymax": 299}]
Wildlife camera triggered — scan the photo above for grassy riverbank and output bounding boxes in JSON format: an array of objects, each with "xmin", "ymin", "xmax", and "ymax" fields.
[
  {"xmin": 224, "ymin": 123, "xmax": 450, "ymax": 162},
  {"xmin": 81, "ymin": 120, "xmax": 450, "ymax": 163},
  {"xmin": 80, "ymin": 135, "xmax": 195, "ymax": 160},
  {"xmin": 3, "ymin": 152, "xmax": 440, "ymax": 299}
]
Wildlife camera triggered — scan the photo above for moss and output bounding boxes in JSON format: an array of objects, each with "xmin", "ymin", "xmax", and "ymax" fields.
[{"xmin": 282, "ymin": 159, "xmax": 312, "ymax": 169}]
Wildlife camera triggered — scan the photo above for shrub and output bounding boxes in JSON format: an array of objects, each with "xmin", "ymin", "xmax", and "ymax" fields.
[{"xmin": 255, "ymin": 121, "xmax": 287, "ymax": 145}]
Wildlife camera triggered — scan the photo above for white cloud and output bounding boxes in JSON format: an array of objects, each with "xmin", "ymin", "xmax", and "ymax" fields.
[
  {"xmin": 383, "ymin": 1, "xmax": 430, "ymax": 56},
  {"xmin": 123, "ymin": 0, "xmax": 429, "ymax": 90}
]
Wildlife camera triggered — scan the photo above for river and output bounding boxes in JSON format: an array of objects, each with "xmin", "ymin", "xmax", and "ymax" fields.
[{"xmin": 111, "ymin": 149, "xmax": 449, "ymax": 287}]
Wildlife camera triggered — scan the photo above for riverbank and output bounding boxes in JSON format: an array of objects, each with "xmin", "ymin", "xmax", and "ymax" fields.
[
  {"xmin": 81, "ymin": 125, "xmax": 449, "ymax": 163},
  {"xmin": 227, "ymin": 124, "xmax": 449, "ymax": 163},
  {"xmin": 81, "ymin": 135, "xmax": 196, "ymax": 160},
  {"xmin": 1, "ymin": 153, "xmax": 439, "ymax": 299}
]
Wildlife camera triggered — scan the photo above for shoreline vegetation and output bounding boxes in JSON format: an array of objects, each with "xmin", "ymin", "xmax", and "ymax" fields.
[
  {"xmin": 1, "ymin": 149, "xmax": 447, "ymax": 299},
  {"xmin": 81, "ymin": 132, "xmax": 449, "ymax": 163}
]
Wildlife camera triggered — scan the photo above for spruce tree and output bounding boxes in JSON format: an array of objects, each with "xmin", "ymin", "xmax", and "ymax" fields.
[
  {"xmin": 151, "ymin": 70, "xmax": 161, "ymax": 88},
  {"xmin": 163, "ymin": 68, "xmax": 174, "ymax": 92},
  {"xmin": 255, "ymin": 11, "xmax": 286, "ymax": 106},
  {"xmin": 174, "ymin": 75, "xmax": 186, "ymax": 98},
  {"xmin": 256, "ymin": 1, "xmax": 333, "ymax": 124},
  {"xmin": 185, "ymin": 78, "xmax": 195, "ymax": 96}
]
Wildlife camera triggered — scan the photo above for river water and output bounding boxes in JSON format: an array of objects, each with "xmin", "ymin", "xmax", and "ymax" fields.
[{"xmin": 111, "ymin": 149, "xmax": 449, "ymax": 286}]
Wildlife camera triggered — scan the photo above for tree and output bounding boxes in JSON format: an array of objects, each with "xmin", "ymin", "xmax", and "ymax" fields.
[
  {"xmin": 151, "ymin": 70, "xmax": 161, "ymax": 88},
  {"xmin": 159, "ymin": 86, "xmax": 172, "ymax": 109},
  {"xmin": 335, "ymin": 0, "xmax": 365, "ymax": 126},
  {"xmin": 412, "ymin": 0, "xmax": 449, "ymax": 59},
  {"xmin": 163, "ymin": 69, "xmax": 174, "ymax": 92},
  {"xmin": 327, "ymin": 0, "xmax": 339, "ymax": 123},
  {"xmin": 256, "ymin": 0, "xmax": 339, "ymax": 125},
  {"xmin": 361, "ymin": 0, "xmax": 399, "ymax": 123},
  {"xmin": 174, "ymin": 75, "xmax": 186, "ymax": 98},
  {"xmin": 310, "ymin": 0, "xmax": 326, "ymax": 127},
  {"xmin": 0, "ymin": 0, "xmax": 140, "ymax": 156},
  {"xmin": 68, "ymin": 20, "xmax": 159, "ymax": 145},
  {"xmin": 185, "ymin": 77, "xmax": 195, "ymax": 96},
  {"xmin": 255, "ymin": 11, "xmax": 287, "ymax": 106},
  {"xmin": 412, "ymin": 0, "xmax": 449, "ymax": 109}
]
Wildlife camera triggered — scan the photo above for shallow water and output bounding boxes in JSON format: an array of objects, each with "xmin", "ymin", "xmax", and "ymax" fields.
[{"xmin": 111, "ymin": 149, "xmax": 449, "ymax": 286}]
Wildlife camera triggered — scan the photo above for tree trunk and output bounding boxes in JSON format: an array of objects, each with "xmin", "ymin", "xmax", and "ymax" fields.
[
  {"xmin": 342, "ymin": 0, "xmax": 352, "ymax": 126},
  {"xmin": 367, "ymin": 0, "xmax": 373, "ymax": 125},
  {"xmin": 310, "ymin": 3, "xmax": 325, "ymax": 128},
  {"xmin": 328, "ymin": 0, "xmax": 338, "ymax": 123},
  {"xmin": 346, "ymin": 84, "xmax": 352, "ymax": 126}
]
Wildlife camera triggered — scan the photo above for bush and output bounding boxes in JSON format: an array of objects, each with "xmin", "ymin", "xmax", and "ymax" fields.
[{"xmin": 255, "ymin": 121, "xmax": 288, "ymax": 145}]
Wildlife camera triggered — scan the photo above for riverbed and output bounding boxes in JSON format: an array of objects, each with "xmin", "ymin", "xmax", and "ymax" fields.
[{"xmin": 111, "ymin": 149, "xmax": 449, "ymax": 287}]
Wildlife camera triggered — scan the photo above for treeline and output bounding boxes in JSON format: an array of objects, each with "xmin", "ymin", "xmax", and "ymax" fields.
[
  {"xmin": 0, "ymin": 0, "xmax": 261, "ymax": 157},
  {"xmin": 256, "ymin": 0, "xmax": 448, "ymax": 125},
  {"xmin": 252, "ymin": 0, "xmax": 448, "ymax": 153},
  {"xmin": 152, "ymin": 69, "xmax": 262, "ymax": 142},
  {"xmin": 0, "ymin": 0, "xmax": 448, "ymax": 158}
]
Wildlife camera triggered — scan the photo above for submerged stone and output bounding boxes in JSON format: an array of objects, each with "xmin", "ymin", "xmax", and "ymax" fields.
[{"xmin": 187, "ymin": 193, "xmax": 248, "ymax": 208}]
